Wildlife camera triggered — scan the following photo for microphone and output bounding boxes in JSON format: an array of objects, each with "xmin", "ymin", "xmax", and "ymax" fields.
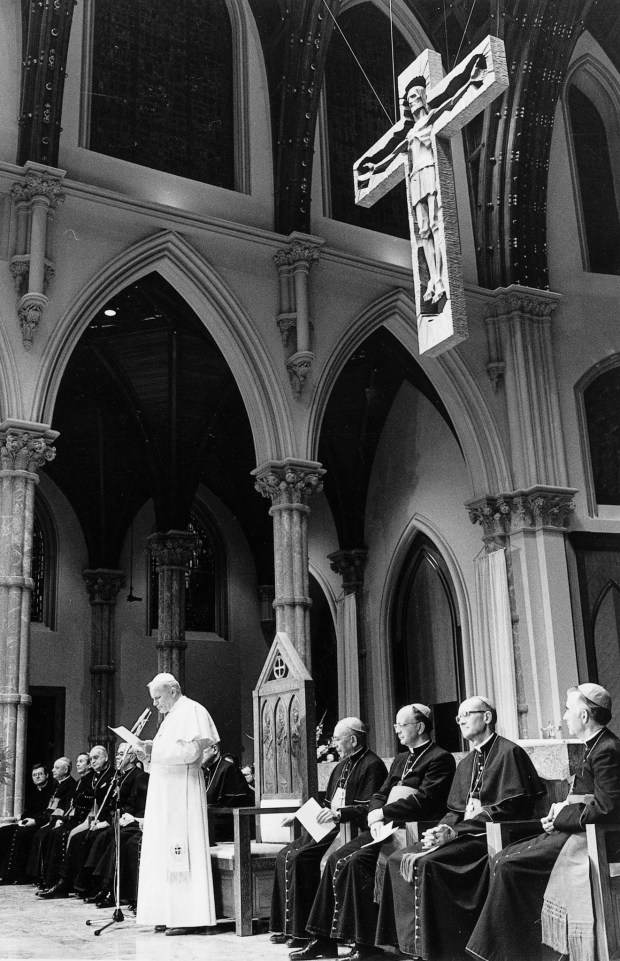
[{"xmin": 131, "ymin": 708, "xmax": 152, "ymax": 737}]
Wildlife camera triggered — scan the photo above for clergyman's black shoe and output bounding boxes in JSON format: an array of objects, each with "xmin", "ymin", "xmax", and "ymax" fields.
[
  {"xmin": 287, "ymin": 938, "xmax": 309, "ymax": 948},
  {"xmin": 37, "ymin": 881, "xmax": 70, "ymax": 899},
  {"xmin": 96, "ymin": 893, "xmax": 115, "ymax": 909},
  {"xmin": 271, "ymin": 933, "xmax": 289, "ymax": 944},
  {"xmin": 342, "ymin": 946, "xmax": 386, "ymax": 960},
  {"xmin": 289, "ymin": 938, "xmax": 339, "ymax": 960}
]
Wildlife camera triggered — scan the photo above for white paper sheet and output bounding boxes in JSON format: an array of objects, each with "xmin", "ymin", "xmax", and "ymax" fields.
[
  {"xmin": 294, "ymin": 797, "xmax": 337, "ymax": 843},
  {"xmin": 108, "ymin": 725, "xmax": 144, "ymax": 750},
  {"xmin": 362, "ymin": 821, "xmax": 398, "ymax": 846}
]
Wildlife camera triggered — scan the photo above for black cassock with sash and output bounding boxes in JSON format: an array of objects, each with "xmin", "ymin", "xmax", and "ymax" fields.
[
  {"xmin": 306, "ymin": 740, "xmax": 455, "ymax": 947},
  {"xmin": 376, "ymin": 734, "xmax": 545, "ymax": 961},
  {"xmin": 270, "ymin": 747, "xmax": 387, "ymax": 939},
  {"xmin": 466, "ymin": 727, "xmax": 620, "ymax": 961}
]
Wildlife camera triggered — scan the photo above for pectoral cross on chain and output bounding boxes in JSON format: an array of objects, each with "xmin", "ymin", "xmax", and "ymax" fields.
[{"xmin": 354, "ymin": 36, "xmax": 508, "ymax": 356}]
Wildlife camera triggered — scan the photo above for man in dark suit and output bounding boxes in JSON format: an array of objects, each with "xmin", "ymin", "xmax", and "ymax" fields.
[
  {"xmin": 270, "ymin": 717, "xmax": 387, "ymax": 950},
  {"xmin": 467, "ymin": 683, "xmax": 620, "ymax": 961},
  {"xmin": 300, "ymin": 703, "xmax": 455, "ymax": 960}
]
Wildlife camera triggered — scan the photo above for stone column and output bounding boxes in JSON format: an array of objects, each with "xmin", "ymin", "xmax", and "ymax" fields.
[
  {"xmin": 252, "ymin": 460, "xmax": 325, "ymax": 668},
  {"xmin": 147, "ymin": 531, "xmax": 201, "ymax": 689},
  {"xmin": 10, "ymin": 163, "xmax": 65, "ymax": 351},
  {"xmin": 468, "ymin": 486, "xmax": 577, "ymax": 738},
  {"xmin": 328, "ymin": 549, "xmax": 368, "ymax": 722},
  {"xmin": 0, "ymin": 423, "xmax": 56, "ymax": 823},
  {"xmin": 83, "ymin": 570, "xmax": 125, "ymax": 754},
  {"xmin": 273, "ymin": 234, "xmax": 322, "ymax": 397}
]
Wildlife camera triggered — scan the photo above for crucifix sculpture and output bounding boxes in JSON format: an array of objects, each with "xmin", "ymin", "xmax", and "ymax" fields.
[{"xmin": 354, "ymin": 36, "xmax": 508, "ymax": 356}]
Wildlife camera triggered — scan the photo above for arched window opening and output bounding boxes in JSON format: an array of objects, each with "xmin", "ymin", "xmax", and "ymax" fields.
[
  {"xmin": 88, "ymin": 0, "xmax": 235, "ymax": 188},
  {"xmin": 149, "ymin": 510, "xmax": 227, "ymax": 637},
  {"xmin": 391, "ymin": 534, "xmax": 463, "ymax": 751},
  {"xmin": 567, "ymin": 83, "xmax": 620, "ymax": 275},
  {"xmin": 30, "ymin": 500, "xmax": 57, "ymax": 630},
  {"xmin": 583, "ymin": 362, "xmax": 620, "ymax": 507},
  {"xmin": 31, "ymin": 515, "xmax": 45, "ymax": 623},
  {"xmin": 323, "ymin": 2, "xmax": 412, "ymax": 237}
]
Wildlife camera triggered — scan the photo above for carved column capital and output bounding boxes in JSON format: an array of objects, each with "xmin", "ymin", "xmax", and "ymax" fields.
[
  {"xmin": 83, "ymin": 569, "xmax": 125, "ymax": 604},
  {"xmin": 467, "ymin": 485, "xmax": 577, "ymax": 546},
  {"xmin": 11, "ymin": 170, "xmax": 66, "ymax": 208},
  {"xmin": 253, "ymin": 459, "xmax": 325, "ymax": 506},
  {"xmin": 146, "ymin": 530, "xmax": 201, "ymax": 568},
  {"xmin": 328, "ymin": 548, "xmax": 368, "ymax": 593},
  {"xmin": 0, "ymin": 428, "xmax": 57, "ymax": 473},
  {"xmin": 487, "ymin": 284, "xmax": 561, "ymax": 322},
  {"xmin": 273, "ymin": 239, "xmax": 322, "ymax": 271}
]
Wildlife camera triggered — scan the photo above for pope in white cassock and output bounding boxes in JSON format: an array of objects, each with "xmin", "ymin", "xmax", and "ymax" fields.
[{"xmin": 135, "ymin": 672, "xmax": 219, "ymax": 936}]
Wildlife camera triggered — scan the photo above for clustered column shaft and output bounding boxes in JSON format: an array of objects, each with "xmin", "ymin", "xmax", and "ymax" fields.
[{"xmin": 0, "ymin": 426, "xmax": 56, "ymax": 822}]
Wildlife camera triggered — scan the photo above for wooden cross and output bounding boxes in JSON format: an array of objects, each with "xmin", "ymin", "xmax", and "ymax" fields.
[{"xmin": 354, "ymin": 36, "xmax": 508, "ymax": 356}]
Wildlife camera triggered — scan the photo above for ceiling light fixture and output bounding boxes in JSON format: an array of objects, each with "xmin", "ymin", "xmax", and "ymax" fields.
[{"xmin": 104, "ymin": 308, "xmax": 117, "ymax": 317}]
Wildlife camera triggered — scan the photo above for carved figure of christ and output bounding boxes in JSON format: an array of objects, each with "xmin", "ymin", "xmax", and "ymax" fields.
[{"xmin": 354, "ymin": 36, "xmax": 508, "ymax": 356}]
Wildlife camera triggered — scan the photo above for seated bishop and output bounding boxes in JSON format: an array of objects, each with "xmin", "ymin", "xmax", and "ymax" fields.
[
  {"xmin": 269, "ymin": 717, "xmax": 387, "ymax": 949},
  {"xmin": 467, "ymin": 683, "xmax": 620, "ymax": 961},
  {"xmin": 376, "ymin": 695, "xmax": 545, "ymax": 961},
  {"xmin": 297, "ymin": 702, "xmax": 455, "ymax": 961}
]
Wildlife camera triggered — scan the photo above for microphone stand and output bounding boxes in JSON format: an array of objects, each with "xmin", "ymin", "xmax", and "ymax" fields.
[
  {"xmin": 86, "ymin": 771, "xmax": 124, "ymax": 935},
  {"xmin": 86, "ymin": 709, "xmax": 150, "ymax": 937}
]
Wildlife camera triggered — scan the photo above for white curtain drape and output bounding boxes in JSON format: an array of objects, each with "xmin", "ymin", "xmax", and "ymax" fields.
[
  {"xmin": 474, "ymin": 549, "xmax": 519, "ymax": 740},
  {"xmin": 336, "ymin": 592, "xmax": 360, "ymax": 717}
]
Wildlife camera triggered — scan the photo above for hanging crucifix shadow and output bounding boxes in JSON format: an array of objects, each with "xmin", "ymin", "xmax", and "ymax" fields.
[{"xmin": 354, "ymin": 36, "xmax": 508, "ymax": 356}]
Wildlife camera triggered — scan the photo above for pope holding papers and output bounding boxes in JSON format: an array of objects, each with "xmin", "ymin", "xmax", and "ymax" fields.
[{"xmin": 134, "ymin": 672, "xmax": 219, "ymax": 936}]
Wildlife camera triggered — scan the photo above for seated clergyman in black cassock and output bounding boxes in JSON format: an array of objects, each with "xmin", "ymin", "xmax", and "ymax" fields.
[
  {"xmin": 203, "ymin": 743, "xmax": 254, "ymax": 843},
  {"xmin": 376, "ymin": 695, "xmax": 545, "ymax": 961},
  {"xmin": 466, "ymin": 683, "xmax": 620, "ymax": 961},
  {"xmin": 0, "ymin": 762, "xmax": 54, "ymax": 884},
  {"xmin": 269, "ymin": 717, "xmax": 387, "ymax": 950},
  {"xmin": 36, "ymin": 752, "xmax": 95, "ymax": 892},
  {"xmin": 22, "ymin": 757, "xmax": 76, "ymax": 886},
  {"xmin": 296, "ymin": 703, "xmax": 455, "ymax": 961}
]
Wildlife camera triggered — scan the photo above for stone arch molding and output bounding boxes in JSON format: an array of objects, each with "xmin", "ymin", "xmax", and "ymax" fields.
[
  {"xmin": 34, "ymin": 230, "xmax": 295, "ymax": 463},
  {"xmin": 307, "ymin": 288, "xmax": 512, "ymax": 498}
]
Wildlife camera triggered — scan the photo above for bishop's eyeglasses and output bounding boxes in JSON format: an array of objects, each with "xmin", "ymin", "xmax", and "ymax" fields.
[{"xmin": 455, "ymin": 710, "xmax": 487, "ymax": 722}]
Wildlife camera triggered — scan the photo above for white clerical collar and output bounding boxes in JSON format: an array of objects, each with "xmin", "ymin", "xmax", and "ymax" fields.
[
  {"xmin": 474, "ymin": 731, "xmax": 496, "ymax": 752},
  {"xmin": 409, "ymin": 739, "xmax": 431, "ymax": 754},
  {"xmin": 583, "ymin": 728, "xmax": 605, "ymax": 746}
]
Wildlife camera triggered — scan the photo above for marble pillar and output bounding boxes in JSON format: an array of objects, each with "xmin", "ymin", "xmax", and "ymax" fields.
[
  {"xmin": 147, "ymin": 531, "xmax": 200, "ymax": 689},
  {"xmin": 0, "ymin": 424, "xmax": 56, "ymax": 823},
  {"xmin": 468, "ymin": 486, "xmax": 577, "ymax": 738},
  {"xmin": 253, "ymin": 460, "xmax": 325, "ymax": 669},
  {"xmin": 328, "ymin": 549, "xmax": 368, "ymax": 723},
  {"xmin": 83, "ymin": 570, "xmax": 125, "ymax": 754}
]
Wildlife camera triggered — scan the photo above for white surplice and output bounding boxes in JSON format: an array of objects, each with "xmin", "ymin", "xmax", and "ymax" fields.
[{"xmin": 136, "ymin": 695, "xmax": 219, "ymax": 927}]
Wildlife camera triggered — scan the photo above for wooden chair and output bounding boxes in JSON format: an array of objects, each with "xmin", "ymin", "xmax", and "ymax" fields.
[
  {"xmin": 586, "ymin": 823, "xmax": 620, "ymax": 961},
  {"xmin": 485, "ymin": 780, "xmax": 620, "ymax": 961},
  {"xmin": 210, "ymin": 633, "xmax": 317, "ymax": 935}
]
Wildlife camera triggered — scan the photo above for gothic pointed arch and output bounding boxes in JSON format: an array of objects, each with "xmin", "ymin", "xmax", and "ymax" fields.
[
  {"xmin": 373, "ymin": 512, "xmax": 474, "ymax": 752},
  {"xmin": 34, "ymin": 230, "xmax": 295, "ymax": 463},
  {"xmin": 563, "ymin": 53, "xmax": 620, "ymax": 276},
  {"xmin": 306, "ymin": 288, "xmax": 511, "ymax": 497}
]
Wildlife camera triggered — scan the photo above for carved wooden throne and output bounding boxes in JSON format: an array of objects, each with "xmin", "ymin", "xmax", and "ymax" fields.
[{"xmin": 210, "ymin": 632, "xmax": 317, "ymax": 934}]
